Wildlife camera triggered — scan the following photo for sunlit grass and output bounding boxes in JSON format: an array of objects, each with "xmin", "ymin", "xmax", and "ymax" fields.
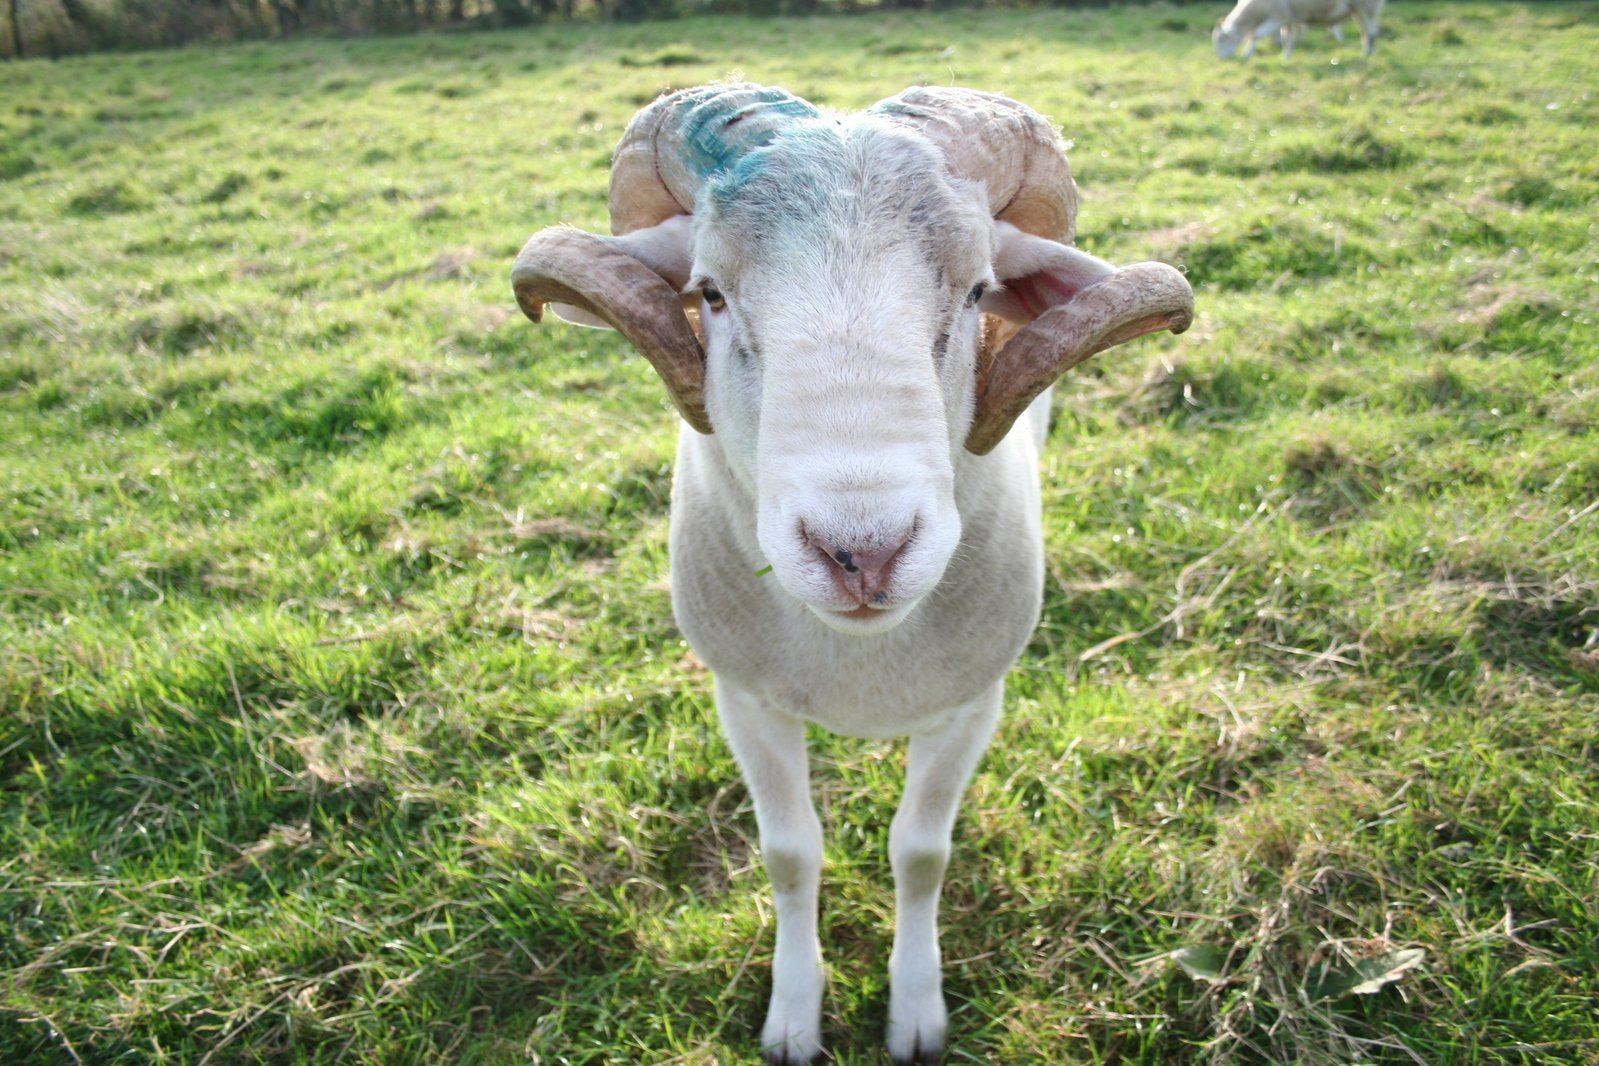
[{"xmin": 2, "ymin": 3, "xmax": 1596, "ymax": 1062}]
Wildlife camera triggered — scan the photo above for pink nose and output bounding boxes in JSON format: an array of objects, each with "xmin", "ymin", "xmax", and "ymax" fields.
[{"xmin": 806, "ymin": 530, "xmax": 910, "ymax": 605}]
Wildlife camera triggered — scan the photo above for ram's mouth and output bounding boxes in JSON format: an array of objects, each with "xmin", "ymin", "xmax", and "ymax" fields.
[
  {"xmin": 799, "ymin": 591, "xmax": 914, "ymax": 632},
  {"xmin": 815, "ymin": 597, "xmax": 913, "ymax": 634}
]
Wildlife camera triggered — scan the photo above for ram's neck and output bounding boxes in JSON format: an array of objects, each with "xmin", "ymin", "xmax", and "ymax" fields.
[
  {"xmin": 671, "ymin": 427, "xmax": 767, "ymax": 571},
  {"xmin": 1230, "ymin": 0, "xmax": 1283, "ymax": 29}
]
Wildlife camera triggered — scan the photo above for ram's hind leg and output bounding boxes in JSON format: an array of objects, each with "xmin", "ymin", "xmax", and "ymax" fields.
[
  {"xmin": 886, "ymin": 687, "xmax": 1002, "ymax": 1065},
  {"xmin": 1357, "ymin": 8, "xmax": 1379, "ymax": 54},
  {"xmin": 718, "ymin": 682, "xmax": 826, "ymax": 1065}
]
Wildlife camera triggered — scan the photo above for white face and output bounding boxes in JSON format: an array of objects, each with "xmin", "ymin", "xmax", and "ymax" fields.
[
  {"xmin": 1213, "ymin": 23, "xmax": 1244, "ymax": 57},
  {"xmin": 690, "ymin": 136, "xmax": 996, "ymax": 634}
]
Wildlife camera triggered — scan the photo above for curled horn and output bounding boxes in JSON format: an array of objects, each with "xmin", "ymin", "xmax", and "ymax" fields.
[
  {"xmin": 867, "ymin": 86, "xmax": 1078, "ymax": 243},
  {"xmin": 513, "ymin": 226, "xmax": 712, "ymax": 434},
  {"xmin": 966, "ymin": 264, "xmax": 1195, "ymax": 454},
  {"xmin": 609, "ymin": 83, "xmax": 821, "ymax": 236},
  {"xmin": 872, "ymin": 87, "xmax": 1194, "ymax": 455},
  {"xmin": 512, "ymin": 84, "xmax": 820, "ymax": 434}
]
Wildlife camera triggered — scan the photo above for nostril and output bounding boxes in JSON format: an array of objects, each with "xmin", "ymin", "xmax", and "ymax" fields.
[{"xmin": 805, "ymin": 528, "xmax": 910, "ymax": 588}]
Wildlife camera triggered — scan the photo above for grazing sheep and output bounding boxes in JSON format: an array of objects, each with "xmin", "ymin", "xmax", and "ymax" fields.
[
  {"xmin": 511, "ymin": 84, "xmax": 1193, "ymax": 1064},
  {"xmin": 1213, "ymin": 0, "xmax": 1384, "ymax": 57}
]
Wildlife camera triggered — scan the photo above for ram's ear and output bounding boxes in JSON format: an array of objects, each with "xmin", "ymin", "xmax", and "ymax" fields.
[
  {"xmin": 980, "ymin": 222, "xmax": 1118, "ymax": 324},
  {"xmin": 513, "ymin": 214, "xmax": 709, "ymax": 434},
  {"xmin": 966, "ymin": 221, "xmax": 1193, "ymax": 455},
  {"xmin": 546, "ymin": 215, "xmax": 696, "ymax": 328}
]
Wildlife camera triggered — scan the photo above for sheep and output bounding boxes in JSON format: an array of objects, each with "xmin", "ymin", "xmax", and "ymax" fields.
[
  {"xmin": 1213, "ymin": 0, "xmax": 1384, "ymax": 57},
  {"xmin": 1264, "ymin": 20, "xmax": 1350, "ymax": 50},
  {"xmin": 510, "ymin": 83, "xmax": 1193, "ymax": 1065}
]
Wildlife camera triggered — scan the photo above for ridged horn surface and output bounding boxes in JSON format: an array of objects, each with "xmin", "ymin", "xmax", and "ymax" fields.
[
  {"xmin": 609, "ymin": 83, "xmax": 822, "ymax": 235},
  {"xmin": 512, "ymin": 226, "xmax": 711, "ymax": 434},
  {"xmin": 966, "ymin": 262, "xmax": 1194, "ymax": 455},
  {"xmin": 868, "ymin": 86, "xmax": 1077, "ymax": 242}
]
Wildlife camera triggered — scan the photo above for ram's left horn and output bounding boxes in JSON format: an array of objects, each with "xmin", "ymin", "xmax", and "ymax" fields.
[
  {"xmin": 966, "ymin": 262, "xmax": 1193, "ymax": 455},
  {"xmin": 873, "ymin": 86, "xmax": 1192, "ymax": 455}
]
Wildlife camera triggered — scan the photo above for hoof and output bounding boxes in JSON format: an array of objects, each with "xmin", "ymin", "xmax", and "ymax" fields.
[
  {"xmin": 886, "ymin": 988, "xmax": 946, "ymax": 1065},
  {"xmin": 887, "ymin": 1013, "xmax": 945, "ymax": 1065},
  {"xmin": 889, "ymin": 1040, "xmax": 944, "ymax": 1066},
  {"xmin": 760, "ymin": 1019, "xmax": 824, "ymax": 1065}
]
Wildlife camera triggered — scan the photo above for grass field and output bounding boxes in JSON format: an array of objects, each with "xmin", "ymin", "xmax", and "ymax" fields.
[{"xmin": 2, "ymin": 3, "xmax": 1597, "ymax": 1062}]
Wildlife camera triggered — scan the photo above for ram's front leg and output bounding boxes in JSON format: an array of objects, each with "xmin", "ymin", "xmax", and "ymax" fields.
[
  {"xmin": 886, "ymin": 688, "xmax": 1002, "ymax": 1065},
  {"xmin": 1281, "ymin": 22, "xmax": 1303, "ymax": 57},
  {"xmin": 718, "ymin": 681, "xmax": 825, "ymax": 1065}
]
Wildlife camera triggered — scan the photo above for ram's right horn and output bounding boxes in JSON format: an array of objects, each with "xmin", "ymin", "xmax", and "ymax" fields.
[
  {"xmin": 609, "ymin": 83, "xmax": 822, "ymax": 235},
  {"xmin": 512, "ymin": 84, "xmax": 823, "ymax": 436}
]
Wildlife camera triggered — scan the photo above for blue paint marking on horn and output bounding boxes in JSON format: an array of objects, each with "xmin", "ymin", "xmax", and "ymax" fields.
[
  {"xmin": 677, "ymin": 85, "xmax": 821, "ymax": 182},
  {"xmin": 864, "ymin": 98, "xmax": 928, "ymax": 121}
]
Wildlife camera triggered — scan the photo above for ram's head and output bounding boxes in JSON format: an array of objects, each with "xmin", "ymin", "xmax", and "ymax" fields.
[{"xmin": 513, "ymin": 84, "xmax": 1192, "ymax": 631}]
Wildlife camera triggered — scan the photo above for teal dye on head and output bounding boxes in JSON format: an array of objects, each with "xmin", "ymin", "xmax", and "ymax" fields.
[
  {"xmin": 676, "ymin": 86, "xmax": 821, "ymax": 182},
  {"xmin": 711, "ymin": 123, "xmax": 847, "ymax": 202},
  {"xmin": 701, "ymin": 122, "xmax": 862, "ymax": 254}
]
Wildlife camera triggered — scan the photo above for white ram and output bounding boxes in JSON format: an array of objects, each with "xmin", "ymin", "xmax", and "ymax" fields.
[
  {"xmin": 511, "ymin": 83, "xmax": 1193, "ymax": 1065},
  {"xmin": 1213, "ymin": 0, "xmax": 1385, "ymax": 57}
]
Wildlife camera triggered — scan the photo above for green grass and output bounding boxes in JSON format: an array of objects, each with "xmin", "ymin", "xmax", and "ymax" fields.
[{"xmin": 2, "ymin": 4, "xmax": 1596, "ymax": 1063}]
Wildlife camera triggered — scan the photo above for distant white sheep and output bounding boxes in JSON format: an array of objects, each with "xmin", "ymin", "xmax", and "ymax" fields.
[
  {"xmin": 511, "ymin": 84, "xmax": 1193, "ymax": 1064},
  {"xmin": 1214, "ymin": 0, "xmax": 1385, "ymax": 57}
]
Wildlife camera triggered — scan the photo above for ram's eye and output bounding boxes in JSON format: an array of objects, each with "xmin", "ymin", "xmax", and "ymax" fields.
[
  {"xmin": 701, "ymin": 285, "xmax": 726, "ymax": 311},
  {"xmin": 966, "ymin": 282, "xmax": 987, "ymax": 307}
]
